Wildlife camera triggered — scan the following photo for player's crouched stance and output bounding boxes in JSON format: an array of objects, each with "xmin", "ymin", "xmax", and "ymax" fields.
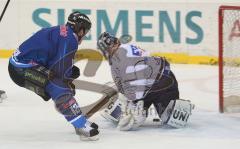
[
  {"xmin": 97, "ymin": 32, "xmax": 194, "ymax": 131},
  {"xmin": 8, "ymin": 12, "xmax": 99, "ymax": 140}
]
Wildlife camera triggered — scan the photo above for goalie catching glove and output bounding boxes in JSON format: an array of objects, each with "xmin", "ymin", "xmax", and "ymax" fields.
[
  {"xmin": 101, "ymin": 93, "xmax": 147, "ymax": 130},
  {"xmin": 116, "ymin": 94, "xmax": 147, "ymax": 131},
  {"xmin": 117, "ymin": 100, "xmax": 147, "ymax": 131}
]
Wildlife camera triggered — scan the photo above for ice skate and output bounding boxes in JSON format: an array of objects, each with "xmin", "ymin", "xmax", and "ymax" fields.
[{"xmin": 75, "ymin": 121, "xmax": 99, "ymax": 141}]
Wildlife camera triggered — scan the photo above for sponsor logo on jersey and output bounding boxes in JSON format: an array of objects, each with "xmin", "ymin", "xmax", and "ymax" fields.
[
  {"xmin": 60, "ymin": 25, "xmax": 68, "ymax": 37},
  {"xmin": 131, "ymin": 45, "xmax": 142, "ymax": 56}
]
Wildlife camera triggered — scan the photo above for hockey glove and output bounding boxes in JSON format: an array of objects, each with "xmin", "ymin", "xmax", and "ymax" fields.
[
  {"xmin": 118, "ymin": 100, "xmax": 147, "ymax": 131},
  {"xmin": 71, "ymin": 65, "xmax": 80, "ymax": 79}
]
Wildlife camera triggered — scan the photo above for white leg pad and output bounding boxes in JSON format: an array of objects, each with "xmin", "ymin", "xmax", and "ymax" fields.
[
  {"xmin": 101, "ymin": 99, "xmax": 122, "ymax": 123},
  {"xmin": 161, "ymin": 99, "xmax": 194, "ymax": 128}
]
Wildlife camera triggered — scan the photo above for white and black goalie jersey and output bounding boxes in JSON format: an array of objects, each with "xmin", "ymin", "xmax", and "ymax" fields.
[{"xmin": 109, "ymin": 44, "xmax": 171, "ymax": 101}]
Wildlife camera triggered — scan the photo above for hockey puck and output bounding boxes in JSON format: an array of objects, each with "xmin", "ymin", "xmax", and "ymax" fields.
[{"xmin": 153, "ymin": 118, "xmax": 160, "ymax": 122}]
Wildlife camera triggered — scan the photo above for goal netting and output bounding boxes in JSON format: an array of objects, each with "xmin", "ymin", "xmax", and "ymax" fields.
[{"xmin": 219, "ymin": 6, "xmax": 240, "ymax": 113}]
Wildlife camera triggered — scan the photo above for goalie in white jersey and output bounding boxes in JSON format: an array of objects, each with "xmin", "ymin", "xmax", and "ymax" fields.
[{"xmin": 97, "ymin": 32, "xmax": 194, "ymax": 131}]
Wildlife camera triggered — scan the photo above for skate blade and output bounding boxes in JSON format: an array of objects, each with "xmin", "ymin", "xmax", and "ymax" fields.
[{"xmin": 79, "ymin": 134, "xmax": 99, "ymax": 141}]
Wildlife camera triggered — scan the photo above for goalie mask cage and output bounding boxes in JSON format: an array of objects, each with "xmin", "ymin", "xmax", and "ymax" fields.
[{"xmin": 219, "ymin": 5, "xmax": 240, "ymax": 113}]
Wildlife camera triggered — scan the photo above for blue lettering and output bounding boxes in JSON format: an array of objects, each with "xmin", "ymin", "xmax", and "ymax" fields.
[
  {"xmin": 57, "ymin": 9, "xmax": 65, "ymax": 25},
  {"xmin": 159, "ymin": 11, "xmax": 181, "ymax": 43},
  {"xmin": 32, "ymin": 8, "xmax": 51, "ymax": 28},
  {"xmin": 131, "ymin": 45, "xmax": 141, "ymax": 56},
  {"xmin": 97, "ymin": 10, "xmax": 128, "ymax": 37},
  {"xmin": 186, "ymin": 11, "xmax": 203, "ymax": 44},
  {"xmin": 136, "ymin": 11, "xmax": 154, "ymax": 42}
]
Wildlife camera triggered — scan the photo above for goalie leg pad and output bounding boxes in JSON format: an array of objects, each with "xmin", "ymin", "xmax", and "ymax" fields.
[
  {"xmin": 101, "ymin": 99, "xmax": 122, "ymax": 123},
  {"xmin": 100, "ymin": 93, "xmax": 128, "ymax": 123},
  {"xmin": 161, "ymin": 99, "xmax": 194, "ymax": 128}
]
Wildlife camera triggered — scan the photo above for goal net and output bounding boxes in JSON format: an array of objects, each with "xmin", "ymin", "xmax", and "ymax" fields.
[{"xmin": 219, "ymin": 6, "xmax": 240, "ymax": 113}]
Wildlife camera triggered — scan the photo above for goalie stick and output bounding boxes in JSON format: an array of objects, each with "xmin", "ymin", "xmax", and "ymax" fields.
[
  {"xmin": 81, "ymin": 87, "xmax": 118, "ymax": 118},
  {"xmin": 0, "ymin": 0, "xmax": 10, "ymax": 22},
  {"xmin": 73, "ymin": 80, "xmax": 118, "ymax": 118}
]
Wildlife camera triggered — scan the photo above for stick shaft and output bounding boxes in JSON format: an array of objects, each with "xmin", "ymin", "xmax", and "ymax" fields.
[{"xmin": 0, "ymin": 0, "xmax": 11, "ymax": 22}]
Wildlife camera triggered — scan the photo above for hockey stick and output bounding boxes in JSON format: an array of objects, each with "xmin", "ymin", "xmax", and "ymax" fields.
[
  {"xmin": 73, "ymin": 80, "xmax": 118, "ymax": 118},
  {"xmin": 82, "ymin": 88, "xmax": 118, "ymax": 118},
  {"xmin": 0, "ymin": 0, "xmax": 10, "ymax": 22}
]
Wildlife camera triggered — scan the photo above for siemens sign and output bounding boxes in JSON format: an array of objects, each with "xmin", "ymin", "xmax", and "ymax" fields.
[{"xmin": 32, "ymin": 8, "xmax": 203, "ymax": 45}]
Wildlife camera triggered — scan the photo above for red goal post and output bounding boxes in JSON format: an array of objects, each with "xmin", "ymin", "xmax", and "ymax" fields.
[{"xmin": 219, "ymin": 5, "xmax": 240, "ymax": 113}]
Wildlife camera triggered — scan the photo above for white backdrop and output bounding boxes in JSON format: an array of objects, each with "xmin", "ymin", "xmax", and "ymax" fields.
[{"xmin": 0, "ymin": 0, "xmax": 240, "ymax": 58}]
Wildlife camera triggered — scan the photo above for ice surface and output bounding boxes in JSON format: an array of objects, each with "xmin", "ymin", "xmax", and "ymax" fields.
[{"xmin": 0, "ymin": 59, "xmax": 240, "ymax": 149}]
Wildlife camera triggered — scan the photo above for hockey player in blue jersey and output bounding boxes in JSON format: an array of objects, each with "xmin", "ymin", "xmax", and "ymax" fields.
[{"xmin": 8, "ymin": 11, "xmax": 99, "ymax": 140}]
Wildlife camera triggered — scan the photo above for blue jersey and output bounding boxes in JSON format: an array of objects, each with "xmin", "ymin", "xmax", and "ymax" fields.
[
  {"xmin": 10, "ymin": 25, "xmax": 79, "ymax": 99},
  {"xmin": 10, "ymin": 25, "xmax": 78, "ymax": 78}
]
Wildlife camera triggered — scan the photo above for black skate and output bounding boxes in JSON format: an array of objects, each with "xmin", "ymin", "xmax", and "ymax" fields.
[
  {"xmin": 86, "ymin": 121, "xmax": 99, "ymax": 129},
  {"xmin": 74, "ymin": 121, "xmax": 99, "ymax": 141}
]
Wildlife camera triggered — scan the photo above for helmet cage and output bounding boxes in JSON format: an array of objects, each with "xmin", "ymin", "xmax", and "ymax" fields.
[{"xmin": 97, "ymin": 32, "xmax": 118, "ymax": 59}]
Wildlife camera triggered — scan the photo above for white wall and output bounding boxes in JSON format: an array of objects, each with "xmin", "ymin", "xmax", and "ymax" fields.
[{"xmin": 0, "ymin": 0, "xmax": 240, "ymax": 57}]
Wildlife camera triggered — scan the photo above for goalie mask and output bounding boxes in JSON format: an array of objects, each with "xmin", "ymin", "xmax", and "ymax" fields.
[{"xmin": 97, "ymin": 32, "xmax": 119, "ymax": 59}]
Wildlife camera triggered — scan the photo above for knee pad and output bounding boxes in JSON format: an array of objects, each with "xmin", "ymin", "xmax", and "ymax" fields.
[{"xmin": 161, "ymin": 99, "xmax": 194, "ymax": 128}]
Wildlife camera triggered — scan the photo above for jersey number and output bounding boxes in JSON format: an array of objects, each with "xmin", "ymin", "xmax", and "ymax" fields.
[{"xmin": 131, "ymin": 45, "xmax": 141, "ymax": 56}]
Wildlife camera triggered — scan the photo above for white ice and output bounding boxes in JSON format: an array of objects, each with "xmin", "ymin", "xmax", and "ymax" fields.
[{"xmin": 0, "ymin": 59, "xmax": 240, "ymax": 149}]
